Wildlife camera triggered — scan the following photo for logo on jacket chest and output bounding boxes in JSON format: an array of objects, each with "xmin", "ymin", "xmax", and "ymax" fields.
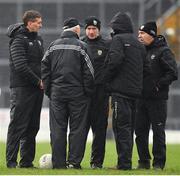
[
  {"xmin": 97, "ymin": 50, "xmax": 102, "ymax": 56},
  {"xmin": 29, "ymin": 42, "xmax": 33, "ymax": 46},
  {"xmin": 151, "ymin": 54, "xmax": 156, "ymax": 60},
  {"xmin": 28, "ymin": 40, "xmax": 42, "ymax": 47}
]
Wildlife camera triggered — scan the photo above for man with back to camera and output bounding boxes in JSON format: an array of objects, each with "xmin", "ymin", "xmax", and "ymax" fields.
[
  {"xmin": 41, "ymin": 17, "xmax": 94, "ymax": 169},
  {"xmin": 81, "ymin": 16, "xmax": 110, "ymax": 169},
  {"xmin": 104, "ymin": 12, "xmax": 150, "ymax": 170},
  {"xmin": 6, "ymin": 10, "xmax": 44, "ymax": 168},
  {"xmin": 135, "ymin": 21, "xmax": 178, "ymax": 170}
]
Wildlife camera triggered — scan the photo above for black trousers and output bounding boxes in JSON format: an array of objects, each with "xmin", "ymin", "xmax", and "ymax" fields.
[
  {"xmin": 112, "ymin": 95, "xmax": 136, "ymax": 170},
  {"xmin": 135, "ymin": 99, "xmax": 167, "ymax": 169},
  {"xmin": 88, "ymin": 85, "xmax": 109, "ymax": 167},
  {"xmin": 50, "ymin": 95, "xmax": 91, "ymax": 168},
  {"xmin": 6, "ymin": 87, "xmax": 43, "ymax": 167}
]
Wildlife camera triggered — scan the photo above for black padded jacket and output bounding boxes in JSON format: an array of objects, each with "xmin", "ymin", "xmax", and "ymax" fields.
[
  {"xmin": 104, "ymin": 13, "xmax": 150, "ymax": 98},
  {"xmin": 82, "ymin": 36, "xmax": 110, "ymax": 85},
  {"xmin": 41, "ymin": 31, "xmax": 94, "ymax": 98},
  {"xmin": 142, "ymin": 35, "xmax": 178, "ymax": 100},
  {"xmin": 7, "ymin": 23, "xmax": 44, "ymax": 88}
]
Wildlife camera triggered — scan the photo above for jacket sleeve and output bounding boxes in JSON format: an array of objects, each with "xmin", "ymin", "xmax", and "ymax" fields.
[
  {"xmin": 104, "ymin": 35, "xmax": 125, "ymax": 83},
  {"xmin": 80, "ymin": 44, "xmax": 94, "ymax": 96},
  {"xmin": 41, "ymin": 47, "xmax": 52, "ymax": 97},
  {"xmin": 10, "ymin": 37, "xmax": 41, "ymax": 86},
  {"xmin": 157, "ymin": 49, "xmax": 178, "ymax": 88}
]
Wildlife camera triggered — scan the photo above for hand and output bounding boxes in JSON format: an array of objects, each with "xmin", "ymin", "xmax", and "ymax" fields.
[
  {"xmin": 155, "ymin": 86, "xmax": 159, "ymax": 92},
  {"xmin": 39, "ymin": 80, "xmax": 44, "ymax": 90}
]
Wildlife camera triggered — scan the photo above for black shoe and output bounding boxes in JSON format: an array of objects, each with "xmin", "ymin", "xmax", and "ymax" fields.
[
  {"xmin": 91, "ymin": 163, "xmax": 102, "ymax": 169},
  {"xmin": 18, "ymin": 165, "xmax": 37, "ymax": 169},
  {"xmin": 67, "ymin": 163, "xmax": 81, "ymax": 169},
  {"xmin": 153, "ymin": 165, "xmax": 163, "ymax": 170},
  {"xmin": 7, "ymin": 164, "xmax": 17, "ymax": 168},
  {"xmin": 137, "ymin": 160, "xmax": 150, "ymax": 169},
  {"xmin": 7, "ymin": 162, "xmax": 17, "ymax": 168}
]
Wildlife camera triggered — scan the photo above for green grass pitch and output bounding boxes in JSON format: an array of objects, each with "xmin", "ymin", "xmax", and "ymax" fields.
[{"xmin": 0, "ymin": 141, "xmax": 180, "ymax": 175}]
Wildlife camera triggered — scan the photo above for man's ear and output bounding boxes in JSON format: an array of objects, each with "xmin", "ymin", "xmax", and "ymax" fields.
[{"xmin": 27, "ymin": 21, "xmax": 32, "ymax": 27}]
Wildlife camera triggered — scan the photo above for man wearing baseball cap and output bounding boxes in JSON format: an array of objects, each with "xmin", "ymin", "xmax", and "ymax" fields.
[
  {"xmin": 135, "ymin": 21, "xmax": 178, "ymax": 170},
  {"xmin": 82, "ymin": 16, "xmax": 110, "ymax": 169},
  {"xmin": 42, "ymin": 17, "xmax": 94, "ymax": 169}
]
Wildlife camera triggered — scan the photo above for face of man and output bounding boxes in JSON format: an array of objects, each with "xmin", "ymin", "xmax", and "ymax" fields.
[
  {"xmin": 27, "ymin": 17, "xmax": 42, "ymax": 32},
  {"xmin": 138, "ymin": 31, "xmax": 154, "ymax": 46},
  {"xmin": 85, "ymin": 25, "xmax": 99, "ymax": 39}
]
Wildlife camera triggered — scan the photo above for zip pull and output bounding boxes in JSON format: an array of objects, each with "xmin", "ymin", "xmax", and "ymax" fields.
[{"xmin": 114, "ymin": 101, "xmax": 118, "ymax": 119}]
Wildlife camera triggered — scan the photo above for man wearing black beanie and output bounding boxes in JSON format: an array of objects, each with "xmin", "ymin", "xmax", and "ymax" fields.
[
  {"xmin": 135, "ymin": 21, "xmax": 178, "ymax": 170},
  {"xmin": 84, "ymin": 16, "xmax": 101, "ymax": 31},
  {"xmin": 139, "ymin": 21, "xmax": 157, "ymax": 37},
  {"xmin": 82, "ymin": 16, "xmax": 110, "ymax": 169}
]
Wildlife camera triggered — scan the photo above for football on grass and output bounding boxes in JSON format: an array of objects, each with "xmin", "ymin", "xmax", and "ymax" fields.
[{"xmin": 39, "ymin": 153, "xmax": 53, "ymax": 169}]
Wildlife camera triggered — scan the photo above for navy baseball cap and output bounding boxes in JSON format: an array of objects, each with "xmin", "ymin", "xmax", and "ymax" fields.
[{"xmin": 63, "ymin": 17, "xmax": 83, "ymax": 29}]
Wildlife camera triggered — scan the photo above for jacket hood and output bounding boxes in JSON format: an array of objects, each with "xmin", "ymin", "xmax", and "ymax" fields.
[
  {"xmin": 147, "ymin": 35, "xmax": 168, "ymax": 50},
  {"xmin": 154, "ymin": 35, "xmax": 168, "ymax": 47},
  {"xmin": 7, "ymin": 23, "xmax": 27, "ymax": 38},
  {"xmin": 110, "ymin": 12, "xmax": 133, "ymax": 33}
]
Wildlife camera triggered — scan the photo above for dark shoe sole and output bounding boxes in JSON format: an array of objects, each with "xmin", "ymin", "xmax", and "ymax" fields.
[
  {"xmin": 7, "ymin": 165, "xmax": 17, "ymax": 168},
  {"xmin": 18, "ymin": 166, "xmax": 37, "ymax": 169}
]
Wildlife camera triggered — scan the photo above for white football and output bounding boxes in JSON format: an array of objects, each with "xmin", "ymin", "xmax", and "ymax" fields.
[{"xmin": 39, "ymin": 153, "xmax": 53, "ymax": 169}]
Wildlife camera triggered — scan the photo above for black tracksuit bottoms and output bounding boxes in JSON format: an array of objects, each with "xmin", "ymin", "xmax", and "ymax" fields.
[
  {"xmin": 6, "ymin": 87, "xmax": 43, "ymax": 168},
  {"xmin": 112, "ymin": 95, "xmax": 136, "ymax": 170},
  {"xmin": 88, "ymin": 84, "xmax": 109, "ymax": 167},
  {"xmin": 49, "ymin": 95, "xmax": 91, "ymax": 168},
  {"xmin": 135, "ymin": 99, "xmax": 167, "ymax": 169}
]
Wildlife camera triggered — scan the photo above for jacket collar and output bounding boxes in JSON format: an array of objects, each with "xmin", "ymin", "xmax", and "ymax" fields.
[
  {"xmin": 146, "ymin": 35, "xmax": 167, "ymax": 50},
  {"xmin": 84, "ymin": 35, "xmax": 102, "ymax": 42},
  {"xmin": 61, "ymin": 31, "xmax": 79, "ymax": 39}
]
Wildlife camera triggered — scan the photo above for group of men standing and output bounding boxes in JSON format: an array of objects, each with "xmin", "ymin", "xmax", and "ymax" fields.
[{"xmin": 6, "ymin": 9, "xmax": 178, "ymax": 171}]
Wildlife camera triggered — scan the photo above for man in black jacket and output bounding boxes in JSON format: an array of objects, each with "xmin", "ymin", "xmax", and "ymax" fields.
[
  {"xmin": 135, "ymin": 21, "xmax": 178, "ymax": 170},
  {"xmin": 6, "ymin": 10, "xmax": 44, "ymax": 168},
  {"xmin": 104, "ymin": 12, "xmax": 150, "ymax": 170},
  {"xmin": 41, "ymin": 17, "xmax": 94, "ymax": 169},
  {"xmin": 82, "ymin": 16, "xmax": 110, "ymax": 169}
]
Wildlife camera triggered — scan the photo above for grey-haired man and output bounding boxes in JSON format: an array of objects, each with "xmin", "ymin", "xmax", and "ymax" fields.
[{"xmin": 42, "ymin": 17, "xmax": 94, "ymax": 169}]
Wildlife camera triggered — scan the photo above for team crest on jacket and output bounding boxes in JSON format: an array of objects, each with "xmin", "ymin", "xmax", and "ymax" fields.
[
  {"xmin": 97, "ymin": 50, "xmax": 102, "ymax": 55},
  {"xmin": 151, "ymin": 54, "xmax": 156, "ymax": 60},
  {"xmin": 29, "ymin": 42, "xmax": 33, "ymax": 46}
]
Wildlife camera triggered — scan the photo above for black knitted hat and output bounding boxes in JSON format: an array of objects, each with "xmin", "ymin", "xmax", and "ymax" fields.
[
  {"xmin": 84, "ymin": 16, "xmax": 101, "ymax": 30},
  {"xmin": 139, "ymin": 21, "xmax": 157, "ymax": 37}
]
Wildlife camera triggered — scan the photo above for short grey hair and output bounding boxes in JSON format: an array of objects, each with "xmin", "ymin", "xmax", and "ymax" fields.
[{"xmin": 63, "ymin": 25, "xmax": 80, "ymax": 32}]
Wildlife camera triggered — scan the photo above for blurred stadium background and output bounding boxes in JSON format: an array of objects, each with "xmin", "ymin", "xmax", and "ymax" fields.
[{"xmin": 0, "ymin": 0, "xmax": 180, "ymax": 141}]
